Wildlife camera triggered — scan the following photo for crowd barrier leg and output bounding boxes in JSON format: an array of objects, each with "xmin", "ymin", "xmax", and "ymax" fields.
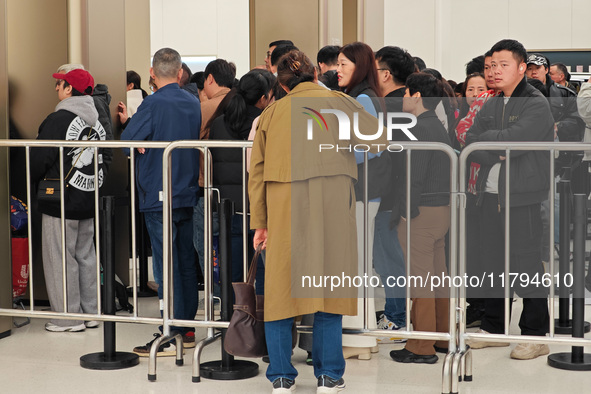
[
  {"xmin": 192, "ymin": 332, "xmax": 222, "ymax": 382},
  {"xmin": 548, "ymin": 194, "xmax": 591, "ymax": 370},
  {"xmin": 441, "ymin": 351, "xmax": 454, "ymax": 394},
  {"xmin": 80, "ymin": 196, "xmax": 139, "ymax": 370},
  {"xmin": 148, "ymin": 332, "xmax": 184, "ymax": 381},
  {"xmin": 463, "ymin": 347, "xmax": 473, "ymax": 382},
  {"xmin": 199, "ymin": 199, "xmax": 259, "ymax": 381}
]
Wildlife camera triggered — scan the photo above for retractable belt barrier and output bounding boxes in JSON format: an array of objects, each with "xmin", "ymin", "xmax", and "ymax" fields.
[{"xmin": 3, "ymin": 139, "xmax": 591, "ymax": 392}]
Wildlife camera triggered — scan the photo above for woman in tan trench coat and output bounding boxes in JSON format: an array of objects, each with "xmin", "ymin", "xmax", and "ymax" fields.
[{"xmin": 249, "ymin": 49, "xmax": 387, "ymax": 393}]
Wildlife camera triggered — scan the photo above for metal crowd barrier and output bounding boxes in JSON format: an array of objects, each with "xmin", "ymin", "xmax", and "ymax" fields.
[
  {"xmin": 161, "ymin": 140, "xmax": 459, "ymax": 392},
  {"xmin": 10, "ymin": 139, "xmax": 589, "ymax": 392},
  {"xmin": 455, "ymin": 142, "xmax": 591, "ymax": 393},
  {"xmin": 0, "ymin": 139, "xmax": 170, "ymax": 329}
]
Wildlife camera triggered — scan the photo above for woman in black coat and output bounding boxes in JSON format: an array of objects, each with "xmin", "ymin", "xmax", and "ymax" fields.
[{"xmin": 209, "ymin": 69, "xmax": 276, "ymax": 286}]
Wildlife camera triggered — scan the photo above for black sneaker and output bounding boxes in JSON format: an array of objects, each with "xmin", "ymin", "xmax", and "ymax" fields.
[
  {"xmin": 272, "ymin": 377, "xmax": 296, "ymax": 393},
  {"xmin": 133, "ymin": 333, "xmax": 177, "ymax": 357},
  {"xmin": 306, "ymin": 351, "xmax": 313, "ymax": 366},
  {"xmin": 317, "ymin": 375, "xmax": 345, "ymax": 393},
  {"xmin": 390, "ymin": 348, "xmax": 438, "ymax": 364}
]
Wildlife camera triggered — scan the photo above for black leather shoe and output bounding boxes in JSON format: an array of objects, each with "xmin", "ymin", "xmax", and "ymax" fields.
[
  {"xmin": 390, "ymin": 348, "xmax": 438, "ymax": 364},
  {"xmin": 434, "ymin": 346, "xmax": 448, "ymax": 354}
]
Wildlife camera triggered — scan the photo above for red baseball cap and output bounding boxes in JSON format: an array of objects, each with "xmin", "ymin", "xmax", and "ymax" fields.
[{"xmin": 52, "ymin": 69, "xmax": 95, "ymax": 95}]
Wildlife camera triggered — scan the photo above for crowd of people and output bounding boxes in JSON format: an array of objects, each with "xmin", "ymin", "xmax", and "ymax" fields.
[{"xmin": 30, "ymin": 37, "xmax": 591, "ymax": 394}]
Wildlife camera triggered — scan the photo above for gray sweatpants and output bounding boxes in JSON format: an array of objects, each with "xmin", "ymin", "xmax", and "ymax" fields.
[{"xmin": 42, "ymin": 214, "xmax": 97, "ymax": 327}]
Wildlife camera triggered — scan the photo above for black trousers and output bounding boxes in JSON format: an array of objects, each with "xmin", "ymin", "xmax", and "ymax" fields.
[{"xmin": 479, "ymin": 193, "xmax": 550, "ymax": 336}]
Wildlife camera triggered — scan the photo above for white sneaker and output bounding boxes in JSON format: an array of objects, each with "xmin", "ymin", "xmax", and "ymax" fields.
[
  {"xmin": 45, "ymin": 322, "xmax": 86, "ymax": 332},
  {"xmin": 85, "ymin": 321, "xmax": 99, "ymax": 328},
  {"xmin": 468, "ymin": 329, "xmax": 510, "ymax": 349},
  {"xmin": 510, "ymin": 343, "xmax": 550, "ymax": 360},
  {"xmin": 376, "ymin": 314, "xmax": 406, "ymax": 344}
]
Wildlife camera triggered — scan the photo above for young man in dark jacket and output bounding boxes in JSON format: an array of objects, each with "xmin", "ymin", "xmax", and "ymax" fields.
[
  {"xmin": 465, "ymin": 39, "xmax": 553, "ymax": 360},
  {"xmin": 121, "ymin": 47, "xmax": 201, "ymax": 356},
  {"xmin": 31, "ymin": 69, "xmax": 107, "ymax": 332}
]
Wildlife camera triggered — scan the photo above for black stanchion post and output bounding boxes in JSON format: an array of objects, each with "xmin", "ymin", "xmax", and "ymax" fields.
[
  {"xmin": 80, "ymin": 196, "xmax": 140, "ymax": 370},
  {"xmin": 200, "ymin": 199, "xmax": 258, "ymax": 380},
  {"xmin": 556, "ymin": 179, "xmax": 572, "ymax": 333},
  {"xmin": 548, "ymin": 194, "xmax": 591, "ymax": 370},
  {"xmin": 136, "ymin": 210, "xmax": 157, "ymax": 296},
  {"xmin": 554, "ymin": 178, "xmax": 590, "ymax": 334}
]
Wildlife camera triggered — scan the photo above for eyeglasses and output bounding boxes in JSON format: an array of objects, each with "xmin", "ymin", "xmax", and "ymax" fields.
[
  {"xmin": 377, "ymin": 68, "xmax": 390, "ymax": 72},
  {"xmin": 55, "ymin": 80, "xmax": 64, "ymax": 88},
  {"xmin": 266, "ymin": 51, "xmax": 272, "ymax": 58}
]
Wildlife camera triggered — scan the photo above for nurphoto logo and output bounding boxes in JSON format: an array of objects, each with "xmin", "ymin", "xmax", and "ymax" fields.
[{"xmin": 303, "ymin": 107, "xmax": 417, "ymax": 153}]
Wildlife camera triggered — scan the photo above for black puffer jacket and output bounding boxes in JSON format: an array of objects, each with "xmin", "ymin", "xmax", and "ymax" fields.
[
  {"xmin": 466, "ymin": 76, "xmax": 554, "ymax": 208},
  {"xmin": 210, "ymin": 105, "xmax": 262, "ymax": 213}
]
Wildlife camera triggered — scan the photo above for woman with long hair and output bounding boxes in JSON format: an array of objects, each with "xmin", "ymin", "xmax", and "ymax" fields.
[
  {"xmin": 337, "ymin": 41, "xmax": 381, "ymax": 113},
  {"xmin": 209, "ymin": 69, "xmax": 275, "ymax": 287},
  {"xmin": 337, "ymin": 42, "xmax": 384, "ymax": 355}
]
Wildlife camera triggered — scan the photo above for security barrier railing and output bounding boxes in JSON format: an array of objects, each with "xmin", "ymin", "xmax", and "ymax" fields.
[
  {"xmin": 456, "ymin": 142, "xmax": 591, "ymax": 394},
  {"xmin": 3, "ymin": 138, "xmax": 589, "ymax": 392},
  {"xmin": 161, "ymin": 140, "xmax": 459, "ymax": 392}
]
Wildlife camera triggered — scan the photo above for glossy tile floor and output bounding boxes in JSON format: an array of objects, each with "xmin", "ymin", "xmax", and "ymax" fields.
[{"xmin": 2, "ymin": 297, "xmax": 591, "ymax": 394}]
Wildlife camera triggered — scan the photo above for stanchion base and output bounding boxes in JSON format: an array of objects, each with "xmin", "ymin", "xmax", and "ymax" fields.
[
  {"xmin": 80, "ymin": 351, "xmax": 139, "ymax": 370},
  {"xmin": 200, "ymin": 360, "xmax": 259, "ymax": 380},
  {"xmin": 554, "ymin": 319, "xmax": 591, "ymax": 335},
  {"xmin": 464, "ymin": 375, "xmax": 473, "ymax": 382},
  {"xmin": 548, "ymin": 353, "xmax": 591, "ymax": 371}
]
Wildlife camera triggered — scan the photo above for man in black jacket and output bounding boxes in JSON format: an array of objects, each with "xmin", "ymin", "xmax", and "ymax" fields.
[{"xmin": 465, "ymin": 39, "xmax": 553, "ymax": 360}]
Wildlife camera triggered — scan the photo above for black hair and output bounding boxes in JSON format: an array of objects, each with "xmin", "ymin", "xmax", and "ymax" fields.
[
  {"xmin": 271, "ymin": 44, "xmax": 299, "ymax": 67},
  {"xmin": 126, "ymin": 70, "xmax": 148, "ymax": 98},
  {"xmin": 466, "ymin": 55, "xmax": 485, "ymax": 75},
  {"xmin": 204, "ymin": 59, "xmax": 237, "ymax": 89},
  {"xmin": 456, "ymin": 72, "xmax": 486, "ymax": 121},
  {"xmin": 127, "ymin": 70, "xmax": 142, "ymax": 89},
  {"xmin": 552, "ymin": 62, "xmax": 571, "ymax": 82},
  {"xmin": 277, "ymin": 50, "xmax": 316, "ymax": 91},
  {"xmin": 190, "ymin": 71, "xmax": 206, "ymax": 90},
  {"xmin": 413, "ymin": 56, "xmax": 426, "ymax": 71},
  {"xmin": 375, "ymin": 46, "xmax": 415, "ymax": 85},
  {"xmin": 484, "ymin": 49, "xmax": 493, "ymax": 58},
  {"xmin": 269, "ymin": 40, "xmax": 294, "ymax": 48},
  {"xmin": 62, "ymin": 81, "xmax": 88, "ymax": 96},
  {"xmin": 422, "ymin": 68, "xmax": 442, "ymax": 81},
  {"xmin": 406, "ymin": 72, "xmax": 444, "ymax": 111},
  {"xmin": 180, "ymin": 63, "xmax": 192, "ymax": 86},
  {"xmin": 224, "ymin": 69, "xmax": 276, "ymax": 134},
  {"xmin": 317, "ymin": 45, "xmax": 340, "ymax": 67},
  {"xmin": 490, "ymin": 39, "xmax": 527, "ymax": 64}
]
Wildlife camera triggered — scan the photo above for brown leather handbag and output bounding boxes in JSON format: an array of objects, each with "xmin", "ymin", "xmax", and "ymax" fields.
[{"xmin": 224, "ymin": 245, "xmax": 267, "ymax": 357}]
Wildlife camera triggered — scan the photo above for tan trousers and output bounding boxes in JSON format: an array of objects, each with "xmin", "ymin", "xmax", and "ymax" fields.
[{"xmin": 397, "ymin": 206, "xmax": 450, "ymax": 355}]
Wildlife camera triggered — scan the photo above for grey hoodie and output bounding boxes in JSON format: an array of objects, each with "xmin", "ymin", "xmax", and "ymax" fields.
[{"xmin": 55, "ymin": 95, "xmax": 99, "ymax": 127}]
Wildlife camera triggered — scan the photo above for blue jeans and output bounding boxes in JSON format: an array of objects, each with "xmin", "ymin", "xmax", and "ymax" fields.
[
  {"xmin": 372, "ymin": 210, "xmax": 406, "ymax": 326},
  {"xmin": 144, "ymin": 207, "xmax": 198, "ymax": 334},
  {"xmin": 265, "ymin": 312, "xmax": 345, "ymax": 382}
]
